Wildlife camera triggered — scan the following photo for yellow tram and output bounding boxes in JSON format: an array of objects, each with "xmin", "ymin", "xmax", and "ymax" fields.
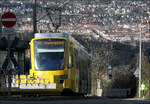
[{"xmin": 0, "ymin": 33, "xmax": 91, "ymax": 95}]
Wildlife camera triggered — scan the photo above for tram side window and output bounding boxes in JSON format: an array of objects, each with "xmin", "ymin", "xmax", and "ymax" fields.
[
  {"xmin": 68, "ymin": 48, "xmax": 72, "ymax": 68},
  {"xmin": 74, "ymin": 49, "xmax": 79, "ymax": 69}
]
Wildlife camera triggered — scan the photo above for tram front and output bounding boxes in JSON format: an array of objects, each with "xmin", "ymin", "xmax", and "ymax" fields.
[{"xmin": 29, "ymin": 37, "xmax": 68, "ymax": 92}]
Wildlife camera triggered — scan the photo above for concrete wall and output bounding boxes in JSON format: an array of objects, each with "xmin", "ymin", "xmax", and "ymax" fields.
[{"xmin": 97, "ymin": 88, "xmax": 131, "ymax": 98}]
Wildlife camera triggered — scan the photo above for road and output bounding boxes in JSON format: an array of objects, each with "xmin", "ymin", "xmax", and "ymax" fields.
[{"xmin": 0, "ymin": 96, "xmax": 150, "ymax": 104}]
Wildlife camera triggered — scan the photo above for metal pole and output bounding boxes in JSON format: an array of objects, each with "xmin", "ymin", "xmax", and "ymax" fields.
[
  {"xmin": 0, "ymin": 22, "xmax": 2, "ymax": 35},
  {"xmin": 7, "ymin": 31, "xmax": 11, "ymax": 96},
  {"xmin": 139, "ymin": 25, "xmax": 142, "ymax": 98},
  {"xmin": 33, "ymin": 0, "xmax": 37, "ymax": 34},
  {"xmin": 0, "ymin": 13, "xmax": 2, "ymax": 35}
]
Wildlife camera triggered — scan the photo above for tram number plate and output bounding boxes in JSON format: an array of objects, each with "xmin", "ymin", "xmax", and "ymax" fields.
[{"xmin": 13, "ymin": 83, "xmax": 55, "ymax": 89}]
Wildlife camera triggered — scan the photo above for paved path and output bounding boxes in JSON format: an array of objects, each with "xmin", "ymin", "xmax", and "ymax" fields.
[{"xmin": 0, "ymin": 96, "xmax": 150, "ymax": 104}]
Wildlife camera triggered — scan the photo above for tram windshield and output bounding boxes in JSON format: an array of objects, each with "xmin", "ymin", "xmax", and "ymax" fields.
[{"xmin": 34, "ymin": 39, "xmax": 65, "ymax": 70}]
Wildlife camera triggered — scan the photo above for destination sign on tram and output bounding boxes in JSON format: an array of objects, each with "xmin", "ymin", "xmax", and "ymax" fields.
[
  {"xmin": 37, "ymin": 41, "xmax": 64, "ymax": 45},
  {"xmin": 34, "ymin": 39, "xmax": 65, "ymax": 49}
]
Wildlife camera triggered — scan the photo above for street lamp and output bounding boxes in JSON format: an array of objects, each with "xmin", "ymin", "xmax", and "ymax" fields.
[{"xmin": 138, "ymin": 25, "xmax": 142, "ymax": 98}]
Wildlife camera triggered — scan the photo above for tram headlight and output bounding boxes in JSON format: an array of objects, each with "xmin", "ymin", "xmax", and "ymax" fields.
[{"xmin": 38, "ymin": 72, "xmax": 41, "ymax": 76}]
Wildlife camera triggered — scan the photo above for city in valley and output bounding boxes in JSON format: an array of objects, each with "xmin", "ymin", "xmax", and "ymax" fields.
[{"xmin": 0, "ymin": 0, "xmax": 150, "ymax": 103}]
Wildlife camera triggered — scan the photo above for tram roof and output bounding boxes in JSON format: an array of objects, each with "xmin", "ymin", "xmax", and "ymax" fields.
[
  {"xmin": 34, "ymin": 33, "xmax": 92, "ymax": 59},
  {"xmin": 34, "ymin": 32, "xmax": 84, "ymax": 49}
]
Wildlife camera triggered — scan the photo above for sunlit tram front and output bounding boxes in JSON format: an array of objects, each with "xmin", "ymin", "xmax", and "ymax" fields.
[{"xmin": 28, "ymin": 35, "xmax": 69, "ymax": 93}]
